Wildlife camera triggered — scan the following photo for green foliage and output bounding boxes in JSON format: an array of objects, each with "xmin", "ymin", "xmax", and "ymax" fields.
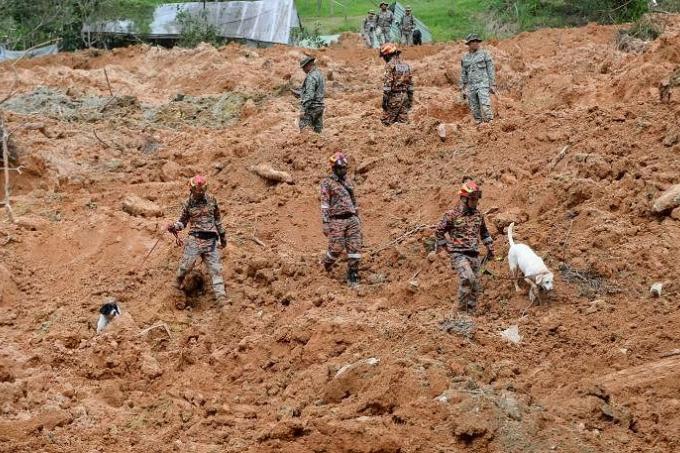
[
  {"xmin": 176, "ymin": 7, "xmax": 224, "ymax": 48},
  {"xmin": 290, "ymin": 24, "xmax": 326, "ymax": 48},
  {"xmin": 619, "ymin": 14, "xmax": 664, "ymax": 41},
  {"xmin": 486, "ymin": 0, "xmax": 649, "ymax": 32},
  {"xmin": 0, "ymin": 0, "xmax": 156, "ymax": 51}
]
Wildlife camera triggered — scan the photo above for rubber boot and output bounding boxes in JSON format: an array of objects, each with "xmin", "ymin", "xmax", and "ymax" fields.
[{"xmin": 347, "ymin": 267, "xmax": 359, "ymax": 287}]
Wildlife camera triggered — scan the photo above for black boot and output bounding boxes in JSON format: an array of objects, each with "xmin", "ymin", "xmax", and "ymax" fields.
[
  {"xmin": 324, "ymin": 261, "xmax": 334, "ymax": 273},
  {"xmin": 347, "ymin": 267, "xmax": 359, "ymax": 286}
]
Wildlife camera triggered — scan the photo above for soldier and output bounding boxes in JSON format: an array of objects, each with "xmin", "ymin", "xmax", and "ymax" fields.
[
  {"xmin": 399, "ymin": 6, "xmax": 415, "ymax": 46},
  {"xmin": 376, "ymin": 2, "xmax": 394, "ymax": 45},
  {"xmin": 295, "ymin": 55, "xmax": 325, "ymax": 133},
  {"xmin": 460, "ymin": 34, "xmax": 496, "ymax": 124},
  {"xmin": 167, "ymin": 175, "xmax": 228, "ymax": 308},
  {"xmin": 320, "ymin": 152, "xmax": 362, "ymax": 286},
  {"xmin": 379, "ymin": 43, "xmax": 413, "ymax": 126},
  {"xmin": 435, "ymin": 179, "xmax": 495, "ymax": 312},
  {"xmin": 362, "ymin": 10, "xmax": 377, "ymax": 48}
]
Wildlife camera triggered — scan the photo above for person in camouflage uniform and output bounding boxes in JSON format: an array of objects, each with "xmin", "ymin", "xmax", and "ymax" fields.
[
  {"xmin": 167, "ymin": 175, "xmax": 228, "ymax": 307},
  {"xmin": 460, "ymin": 34, "xmax": 496, "ymax": 124},
  {"xmin": 399, "ymin": 6, "xmax": 415, "ymax": 46},
  {"xmin": 379, "ymin": 43, "xmax": 414, "ymax": 126},
  {"xmin": 295, "ymin": 56, "xmax": 325, "ymax": 133},
  {"xmin": 320, "ymin": 152, "xmax": 362, "ymax": 286},
  {"xmin": 376, "ymin": 2, "xmax": 394, "ymax": 45},
  {"xmin": 435, "ymin": 179, "xmax": 495, "ymax": 311},
  {"xmin": 362, "ymin": 10, "xmax": 377, "ymax": 48}
]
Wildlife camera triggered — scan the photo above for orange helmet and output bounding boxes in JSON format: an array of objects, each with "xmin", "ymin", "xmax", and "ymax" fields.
[
  {"xmin": 328, "ymin": 152, "xmax": 348, "ymax": 167},
  {"xmin": 189, "ymin": 175, "xmax": 208, "ymax": 190},
  {"xmin": 379, "ymin": 43, "xmax": 399, "ymax": 58},
  {"xmin": 459, "ymin": 180, "xmax": 481, "ymax": 198}
]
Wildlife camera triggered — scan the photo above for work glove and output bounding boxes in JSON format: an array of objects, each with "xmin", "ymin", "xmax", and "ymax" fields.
[
  {"xmin": 166, "ymin": 223, "xmax": 177, "ymax": 234},
  {"xmin": 486, "ymin": 246, "xmax": 495, "ymax": 259},
  {"xmin": 382, "ymin": 93, "xmax": 389, "ymax": 111},
  {"xmin": 291, "ymin": 88, "xmax": 301, "ymax": 98},
  {"xmin": 219, "ymin": 233, "xmax": 227, "ymax": 248},
  {"xmin": 489, "ymin": 86, "xmax": 496, "ymax": 95},
  {"xmin": 322, "ymin": 223, "xmax": 330, "ymax": 237}
]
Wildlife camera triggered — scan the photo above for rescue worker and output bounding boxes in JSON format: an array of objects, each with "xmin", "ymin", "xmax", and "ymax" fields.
[
  {"xmin": 167, "ymin": 175, "xmax": 228, "ymax": 308},
  {"xmin": 295, "ymin": 55, "xmax": 325, "ymax": 133},
  {"xmin": 379, "ymin": 43, "xmax": 413, "ymax": 126},
  {"xmin": 376, "ymin": 2, "xmax": 394, "ymax": 45},
  {"xmin": 460, "ymin": 34, "xmax": 496, "ymax": 124},
  {"xmin": 399, "ymin": 6, "xmax": 415, "ymax": 46},
  {"xmin": 320, "ymin": 152, "xmax": 362, "ymax": 286},
  {"xmin": 362, "ymin": 10, "xmax": 378, "ymax": 48},
  {"xmin": 435, "ymin": 179, "xmax": 495, "ymax": 312}
]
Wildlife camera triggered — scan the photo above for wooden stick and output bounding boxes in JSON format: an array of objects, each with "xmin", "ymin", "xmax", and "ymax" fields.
[
  {"xmin": 251, "ymin": 236, "xmax": 266, "ymax": 247},
  {"xmin": 0, "ymin": 115, "xmax": 15, "ymax": 223},
  {"xmin": 92, "ymin": 128, "xmax": 111, "ymax": 149},
  {"xmin": 137, "ymin": 323, "xmax": 172, "ymax": 338},
  {"xmin": 103, "ymin": 68, "xmax": 114, "ymax": 96},
  {"xmin": 0, "ymin": 166, "xmax": 22, "ymax": 174},
  {"xmin": 370, "ymin": 224, "xmax": 433, "ymax": 256},
  {"xmin": 549, "ymin": 145, "xmax": 570, "ymax": 171},
  {"xmin": 660, "ymin": 349, "xmax": 680, "ymax": 359}
]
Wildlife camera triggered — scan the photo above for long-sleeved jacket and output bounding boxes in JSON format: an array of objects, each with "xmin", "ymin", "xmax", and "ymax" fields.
[
  {"xmin": 363, "ymin": 15, "xmax": 376, "ymax": 33},
  {"xmin": 300, "ymin": 67, "xmax": 325, "ymax": 110},
  {"xmin": 435, "ymin": 204, "xmax": 493, "ymax": 253},
  {"xmin": 383, "ymin": 56, "xmax": 413, "ymax": 94},
  {"xmin": 173, "ymin": 194, "xmax": 226, "ymax": 236},
  {"xmin": 320, "ymin": 175, "xmax": 358, "ymax": 224},
  {"xmin": 377, "ymin": 10, "xmax": 394, "ymax": 29},
  {"xmin": 460, "ymin": 49, "xmax": 495, "ymax": 90},
  {"xmin": 400, "ymin": 14, "xmax": 415, "ymax": 32}
]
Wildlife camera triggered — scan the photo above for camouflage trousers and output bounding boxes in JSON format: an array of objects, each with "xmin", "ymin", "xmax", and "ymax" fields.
[
  {"xmin": 300, "ymin": 106, "xmax": 324, "ymax": 133},
  {"xmin": 376, "ymin": 26, "xmax": 391, "ymax": 45},
  {"xmin": 400, "ymin": 31, "xmax": 413, "ymax": 46},
  {"xmin": 177, "ymin": 236, "xmax": 226, "ymax": 298},
  {"xmin": 323, "ymin": 216, "xmax": 363, "ymax": 270},
  {"xmin": 381, "ymin": 92, "xmax": 410, "ymax": 126},
  {"xmin": 363, "ymin": 31, "xmax": 377, "ymax": 48},
  {"xmin": 467, "ymin": 87, "xmax": 493, "ymax": 123},
  {"xmin": 450, "ymin": 252, "xmax": 481, "ymax": 310}
]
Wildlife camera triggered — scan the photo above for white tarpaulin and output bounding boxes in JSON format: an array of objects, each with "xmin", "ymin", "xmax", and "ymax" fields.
[
  {"xmin": 83, "ymin": 0, "xmax": 300, "ymax": 45},
  {"xmin": 0, "ymin": 44, "xmax": 59, "ymax": 62}
]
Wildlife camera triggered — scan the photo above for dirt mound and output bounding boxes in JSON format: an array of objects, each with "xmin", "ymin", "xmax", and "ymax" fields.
[{"xmin": 1, "ymin": 15, "xmax": 680, "ymax": 452}]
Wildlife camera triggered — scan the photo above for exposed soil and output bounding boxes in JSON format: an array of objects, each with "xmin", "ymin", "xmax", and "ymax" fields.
[{"xmin": 1, "ymin": 16, "xmax": 680, "ymax": 453}]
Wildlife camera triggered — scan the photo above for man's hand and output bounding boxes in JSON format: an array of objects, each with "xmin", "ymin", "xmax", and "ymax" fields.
[
  {"xmin": 486, "ymin": 246, "xmax": 495, "ymax": 259},
  {"xmin": 489, "ymin": 86, "xmax": 496, "ymax": 95},
  {"xmin": 220, "ymin": 233, "xmax": 227, "ymax": 248},
  {"xmin": 166, "ymin": 223, "xmax": 177, "ymax": 234},
  {"xmin": 323, "ymin": 223, "xmax": 330, "ymax": 237},
  {"xmin": 382, "ymin": 94, "xmax": 389, "ymax": 111},
  {"xmin": 291, "ymin": 88, "xmax": 301, "ymax": 98},
  {"xmin": 406, "ymin": 92, "xmax": 413, "ymax": 110},
  {"xmin": 460, "ymin": 91, "xmax": 467, "ymax": 102}
]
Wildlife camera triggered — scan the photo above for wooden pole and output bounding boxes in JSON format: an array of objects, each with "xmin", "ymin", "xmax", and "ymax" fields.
[{"xmin": 0, "ymin": 115, "xmax": 14, "ymax": 223}]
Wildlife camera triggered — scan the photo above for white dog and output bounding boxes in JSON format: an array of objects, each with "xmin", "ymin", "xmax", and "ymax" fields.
[
  {"xmin": 507, "ymin": 223, "xmax": 554, "ymax": 304},
  {"xmin": 97, "ymin": 301, "xmax": 121, "ymax": 333}
]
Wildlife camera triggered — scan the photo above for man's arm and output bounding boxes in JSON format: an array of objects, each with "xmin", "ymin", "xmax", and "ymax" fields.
[
  {"xmin": 459, "ymin": 58, "xmax": 468, "ymax": 91},
  {"xmin": 480, "ymin": 216, "xmax": 494, "ymax": 254},
  {"xmin": 320, "ymin": 180, "xmax": 331, "ymax": 235},
  {"xmin": 434, "ymin": 212, "xmax": 452, "ymax": 250},
  {"xmin": 172, "ymin": 201, "xmax": 190, "ymax": 231},
  {"xmin": 213, "ymin": 198, "xmax": 227, "ymax": 246},
  {"xmin": 300, "ymin": 74, "xmax": 317, "ymax": 107},
  {"xmin": 485, "ymin": 51, "xmax": 496, "ymax": 89}
]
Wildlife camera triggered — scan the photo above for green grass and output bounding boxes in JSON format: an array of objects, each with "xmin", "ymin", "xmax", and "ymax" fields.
[{"xmin": 295, "ymin": 0, "xmax": 488, "ymax": 41}]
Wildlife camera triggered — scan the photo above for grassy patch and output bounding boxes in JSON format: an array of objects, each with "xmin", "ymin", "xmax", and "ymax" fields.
[{"xmin": 295, "ymin": 0, "xmax": 488, "ymax": 41}]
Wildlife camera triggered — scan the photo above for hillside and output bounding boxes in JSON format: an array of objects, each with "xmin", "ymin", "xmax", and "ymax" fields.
[{"xmin": 1, "ymin": 15, "xmax": 680, "ymax": 453}]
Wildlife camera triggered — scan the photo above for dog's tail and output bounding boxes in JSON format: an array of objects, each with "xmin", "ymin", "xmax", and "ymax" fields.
[{"xmin": 508, "ymin": 222, "xmax": 515, "ymax": 247}]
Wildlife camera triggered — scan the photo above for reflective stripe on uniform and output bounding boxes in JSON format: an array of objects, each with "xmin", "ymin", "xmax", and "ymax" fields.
[{"xmin": 347, "ymin": 253, "xmax": 362, "ymax": 259}]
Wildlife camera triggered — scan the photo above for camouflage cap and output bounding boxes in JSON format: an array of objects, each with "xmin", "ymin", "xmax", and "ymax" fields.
[
  {"xmin": 368, "ymin": 9, "xmax": 375, "ymax": 14},
  {"xmin": 299, "ymin": 55, "xmax": 315, "ymax": 68},
  {"xmin": 405, "ymin": 5, "xmax": 412, "ymax": 10},
  {"xmin": 380, "ymin": 2, "xmax": 388, "ymax": 6},
  {"xmin": 465, "ymin": 33, "xmax": 482, "ymax": 44}
]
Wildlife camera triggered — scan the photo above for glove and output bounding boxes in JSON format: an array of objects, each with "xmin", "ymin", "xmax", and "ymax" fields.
[
  {"xmin": 406, "ymin": 92, "xmax": 413, "ymax": 110},
  {"xmin": 219, "ymin": 233, "xmax": 227, "ymax": 248},
  {"xmin": 291, "ymin": 88, "xmax": 301, "ymax": 98},
  {"xmin": 486, "ymin": 246, "xmax": 495, "ymax": 259},
  {"xmin": 489, "ymin": 86, "xmax": 496, "ymax": 95},
  {"xmin": 166, "ymin": 223, "xmax": 177, "ymax": 233},
  {"xmin": 322, "ymin": 223, "xmax": 330, "ymax": 237},
  {"xmin": 382, "ymin": 94, "xmax": 389, "ymax": 111}
]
